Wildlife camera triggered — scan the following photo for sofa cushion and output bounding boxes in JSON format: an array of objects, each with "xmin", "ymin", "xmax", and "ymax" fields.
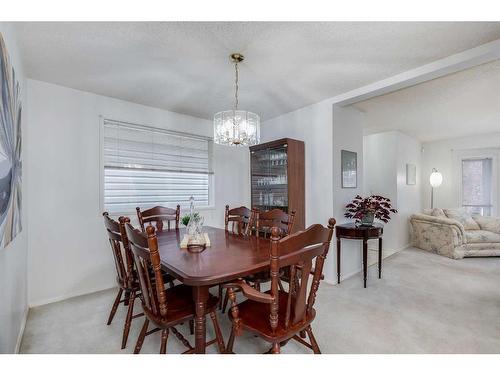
[
  {"xmin": 465, "ymin": 242, "xmax": 500, "ymax": 257},
  {"xmin": 472, "ymin": 215, "xmax": 500, "ymax": 234},
  {"xmin": 444, "ymin": 208, "xmax": 480, "ymax": 230},
  {"xmin": 465, "ymin": 230, "xmax": 500, "ymax": 243}
]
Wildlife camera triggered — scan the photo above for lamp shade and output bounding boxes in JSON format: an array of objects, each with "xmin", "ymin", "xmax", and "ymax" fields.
[
  {"xmin": 429, "ymin": 169, "xmax": 443, "ymax": 188},
  {"xmin": 213, "ymin": 53, "xmax": 261, "ymax": 147},
  {"xmin": 214, "ymin": 110, "xmax": 260, "ymax": 146}
]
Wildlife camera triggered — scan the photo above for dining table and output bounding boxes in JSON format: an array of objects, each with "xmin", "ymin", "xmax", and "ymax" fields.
[{"xmin": 156, "ymin": 225, "xmax": 271, "ymax": 354}]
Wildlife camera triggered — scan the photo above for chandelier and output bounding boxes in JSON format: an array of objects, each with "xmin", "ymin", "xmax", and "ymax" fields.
[{"xmin": 214, "ymin": 53, "xmax": 260, "ymax": 146}]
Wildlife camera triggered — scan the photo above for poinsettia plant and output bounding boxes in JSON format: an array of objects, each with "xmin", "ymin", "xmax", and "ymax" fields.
[{"xmin": 345, "ymin": 195, "xmax": 397, "ymax": 223}]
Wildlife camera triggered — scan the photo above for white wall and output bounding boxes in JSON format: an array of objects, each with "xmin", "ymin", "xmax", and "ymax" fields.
[
  {"xmin": 363, "ymin": 131, "xmax": 422, "ymax": 252},
  {"xmin": 395, "ymin": 132, "xmax": 422, "ymax": 247},
  {"xmin": 364, "ymin": 132, "xmax": 398, "ymax": 203},
  {"xmin": 0, "ymin": 24, "xmax": 28, "ymax": 353},
  {"xmin": 261, "ymin": 102, "xmax": 367, "ymax": 283},
  {"xmin": 363, "ymin": 132, "xmax": 399, "ymax": 250},
  {"xmin": 422, "ymin": 132, "xmax": 500, "ymax": 210},
  {"xmin": 332, "ymin": 105, "xmax": 366, "ymax": 280},
  {"xmin": 27, "ymin": 79, "xmax": 249, "ymax": 306}
]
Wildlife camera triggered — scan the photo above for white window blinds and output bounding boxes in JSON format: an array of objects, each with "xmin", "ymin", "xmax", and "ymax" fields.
[
  {"xmin": 462, "ymin": 158, "xmax": 492, "ymax": 215},
  {"xmin": 102, "ymin": 119, "xmax": 213, "ymax": 214}
]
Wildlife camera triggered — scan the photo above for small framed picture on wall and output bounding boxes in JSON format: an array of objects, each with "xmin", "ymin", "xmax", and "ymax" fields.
[
  {"xmin": 406, "ymin": 163, "xmax": 416, "ymax": 185},
  {"xmin": 341, "ymin": 150, "xmax": 357, "ymax": 188}
]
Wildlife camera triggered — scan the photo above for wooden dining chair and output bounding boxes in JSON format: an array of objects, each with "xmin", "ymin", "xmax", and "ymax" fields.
[
  {"xmin": 219, "ymin": 205, "xmax": 255, "ymax": 309},
  {"xmin": 221, "ymin": 208, "xmax": 296, "ymax": 313},
  {"xmin": 224, "ymin": 205, "xmax": 254, "ymax": 235},
  {"xmin": 136, "ymin": 205, "xmax": 180, "ymax": 288},
  {"xmin": 255, "ymin": 208, "xmax": 296, "ymax": 238},
  {"xmin": 102, "ymin": 212, "xmax": 144, "ymax": 349},
  {"xmin": 136, "ymin": 205, "xmax": 180, "ymax": 232},
  {"xmin": 222, "ymin": 218, "xmax": 336, "ymax": 354},
  {"xmin": 125, "ymin": 222, "xmax": 225, "ymax": 354},
  {"xmin": 245, "ymin": 208, "xmax": 296, "ymax": 291}
]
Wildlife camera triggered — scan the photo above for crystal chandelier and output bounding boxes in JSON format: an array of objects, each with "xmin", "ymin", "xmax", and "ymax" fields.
[{"xmin": 214, "ymin": 53, "xmax": 260, "ymax": 146}]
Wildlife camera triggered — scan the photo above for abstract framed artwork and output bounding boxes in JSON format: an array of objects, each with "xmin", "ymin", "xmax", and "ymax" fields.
[
  {"xmin": 341, "ymin": 150, "xmax": 357, "ymax": 188},
  {"xmin": 406, "ymin": 163, "xmax": 416, "ymax": 185},
  {"xmin": 0, "ymin": 33, "xmax": 22, "ymax": 249}
]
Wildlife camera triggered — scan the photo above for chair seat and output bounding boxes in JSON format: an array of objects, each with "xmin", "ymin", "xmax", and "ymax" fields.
[
  {"xmin": 160, "ymin": 269, "xmax": 176, "ymax": 283},
  {"xmin": 229, "ymin": 290, "xmax": 315, "ymax": 341},
  {"xmin": 124, "ymin": 269, "xmax": 174, "ymax": 291},
  {"xmin": 244, "ymin": 268, "xmax": 285, "ymax": 284},
  {"xmin": 244, "ymin": 271, "xmax": 271, "ymax": 283},
  {"xmin": 145, "ymin": 284, "xmax": 219, "ymax": 327},
  {"xmin": 144, "ymin": 268, "xmax": 175, "ymax": 282}
]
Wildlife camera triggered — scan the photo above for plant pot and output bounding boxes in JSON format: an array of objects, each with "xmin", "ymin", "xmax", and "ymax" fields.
[{"xmin": 360, "ymin": 211, "xmax": 375, "ymax": 226}]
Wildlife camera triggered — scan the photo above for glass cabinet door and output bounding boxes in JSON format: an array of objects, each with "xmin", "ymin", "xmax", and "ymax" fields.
[
  {"xmin": 251, "ymin": 148, "xmax": 269, "ymax": 209},
  {"xmin": 251, "ymin": 145, "xmax": 288, "ymax": 212}
]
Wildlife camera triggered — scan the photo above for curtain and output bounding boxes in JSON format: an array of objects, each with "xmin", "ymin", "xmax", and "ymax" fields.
[{"xmin": 0, "ymin": 33, "xmax": 22, "ymax": 248}]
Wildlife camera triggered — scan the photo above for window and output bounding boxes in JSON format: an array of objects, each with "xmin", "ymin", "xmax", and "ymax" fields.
[
  {"xmin": 102, "ymin": 119, "xmax": 213, "ymax": 214},
  {"xmin": 461, "ymin": 158, "xmax": 493, "ymax": 215}
]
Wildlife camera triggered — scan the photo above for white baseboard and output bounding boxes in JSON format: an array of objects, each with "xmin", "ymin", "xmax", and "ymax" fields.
[
  {"xmin": 29, "ymin": 283, "xmax": 116, "ymax": 308},
  {"xmin": 15, "ymin": 307, "xmax": 29, "ymax": 354},
  {"xmin": 393, "ymin": 243, "xmax": 410, "ymax": 253}
]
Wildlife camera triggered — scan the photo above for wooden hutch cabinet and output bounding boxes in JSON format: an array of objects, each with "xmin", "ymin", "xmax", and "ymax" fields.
[{"xmin": 250, "ymin": 138, "xmax": 305, "ymax": 231}]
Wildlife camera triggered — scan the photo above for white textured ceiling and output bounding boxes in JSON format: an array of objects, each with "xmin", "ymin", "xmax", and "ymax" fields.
[
  {"xmin": 12, "ymin": 22, "xmax": 500, "ymax": 120},
  {"xmin": 354, "ymin": 60, "xmax": 500, "ymax": 142}
]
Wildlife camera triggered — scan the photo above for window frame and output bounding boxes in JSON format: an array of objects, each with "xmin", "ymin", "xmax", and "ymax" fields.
[
  {"xmin": 99, "ymin": 116, "xmax": 215, "ymax": 216},
  {"xmin": 453, "ymin": 148, "xmax": 499, "ymax": 217}
]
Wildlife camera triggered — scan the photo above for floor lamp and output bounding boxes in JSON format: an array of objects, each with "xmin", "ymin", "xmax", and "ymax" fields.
[{"xmin": 429, "ymin": 168, "xmax": 443, "ymax": 209}]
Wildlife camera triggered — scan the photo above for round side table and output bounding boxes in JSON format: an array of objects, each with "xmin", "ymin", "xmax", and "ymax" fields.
[{"xmin": 335, "ymin": 222, "xmax": 384, "ymax": 288}]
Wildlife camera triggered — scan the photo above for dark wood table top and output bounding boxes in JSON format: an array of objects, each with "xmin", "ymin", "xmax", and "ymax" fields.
[
  {"xmin": 336, "ymin": 222, "xmax": 383, "ymax": 240},
  {"xmin": 156, "ymin": 226, "xmax": 271, "ymax": 286},
  {"xmin": 336, "ymin": 222, "xmax": 384, "ymax": 230}
]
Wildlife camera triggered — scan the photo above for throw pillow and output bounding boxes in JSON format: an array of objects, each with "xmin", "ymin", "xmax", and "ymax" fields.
[
  {"xmin": 443, "ymin": 208, "xmax": 480, "ymax": 230},
  {"xmin": 430, "ymin": 208, "xmax": 446, "ymax": 217}
]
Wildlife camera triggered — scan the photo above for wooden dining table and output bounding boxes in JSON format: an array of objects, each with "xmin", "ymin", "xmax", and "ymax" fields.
[{"xmin": 156, "ymin": 225, "xmax": 271, "ymax": 354}]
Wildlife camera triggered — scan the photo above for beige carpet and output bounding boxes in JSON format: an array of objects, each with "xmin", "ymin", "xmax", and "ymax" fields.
[{"xmin": 20, "ymin": 247, "xmax": 500, "ymax": 354}]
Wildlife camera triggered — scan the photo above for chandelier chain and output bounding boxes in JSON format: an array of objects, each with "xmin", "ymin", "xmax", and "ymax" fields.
[{"xmin": 234, "ymin": 61, "xmax": 239, "ymax": 111}]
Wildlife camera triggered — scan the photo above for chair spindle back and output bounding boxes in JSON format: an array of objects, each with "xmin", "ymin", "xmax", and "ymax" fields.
[
  {"xmin": 103, "ymin": 212, "xmax": 134, "ymax": 289},
  {"xmin": 225, "ymin": 205, "xmax": 253, "ymax": 235},
  {"xmin": 255, "ymin": 208, "xmax": 296, "ymax": 238},
  {"xmin": 136, "ymin": 205, "xmax": 180, "ymax": 232},
  {"xmin": 125, "ymin": 222, "xmax": 168, "ymax": 319},
  {"xmin": 269, "ymin": 218, "xmax": 335, "ymax": 331}
]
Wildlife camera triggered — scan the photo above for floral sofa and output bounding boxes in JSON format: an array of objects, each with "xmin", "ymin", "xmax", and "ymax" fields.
[{"xmin": 410, "ymin": 208, "xmax": 500, "ymax": 259}]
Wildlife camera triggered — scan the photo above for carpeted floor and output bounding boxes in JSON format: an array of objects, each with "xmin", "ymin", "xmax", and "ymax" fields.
[{"xmin": 20, "ymin": 247, "xmax": 500, "ymax": 354}]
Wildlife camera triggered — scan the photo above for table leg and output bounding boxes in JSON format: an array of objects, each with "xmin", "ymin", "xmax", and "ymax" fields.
[
  {"xmin": 193, "ymin": 285, "xmax": 209, "ymax": 354},
  {"xmin": 378, "ymin": 237, "xmax": 382, "ymax": 279},
  {"xmin": 362, "ymin": 238, "xmax": 368, "ymax": 288},
  {"xmin": 336, "ymin": 237, "xmax": 341, "ymax": 284}
]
